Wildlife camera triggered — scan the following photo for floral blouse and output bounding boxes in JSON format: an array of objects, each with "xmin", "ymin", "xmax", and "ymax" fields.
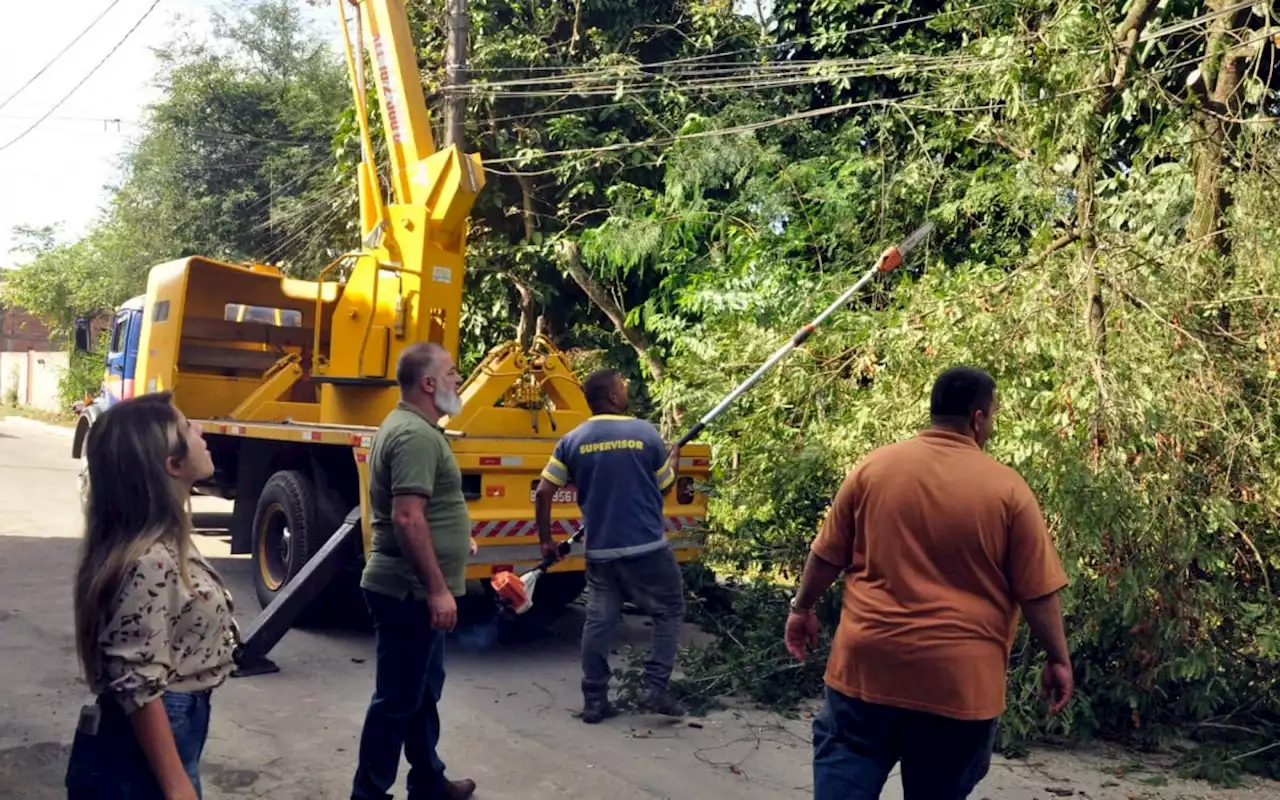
[{"xmin": 93, "ymin": 540, "xmax": 238, "ymax": 713}]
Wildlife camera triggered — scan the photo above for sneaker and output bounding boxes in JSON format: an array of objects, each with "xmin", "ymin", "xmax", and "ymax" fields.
[
  {"xmin": 582, "ymin": 696, "xmax": 619, "ymax": 724},
  {"xmin": 639, "ymin": 686, "xmax": 685, "ymax": 717}
]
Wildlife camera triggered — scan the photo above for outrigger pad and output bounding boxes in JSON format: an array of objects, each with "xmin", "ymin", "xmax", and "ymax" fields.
[
  {"xmin": 231, "ymin": 506, "xmax": 361, "ymax": 678},
  {"xmin": 230, "ymin": 650, "xmax": 280, "ymax": 678}
]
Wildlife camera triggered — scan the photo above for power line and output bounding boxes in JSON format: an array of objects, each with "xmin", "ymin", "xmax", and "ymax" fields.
[
  {"xmin": 446, "ymin": 0, "xmax": 1239, "ymax": 103},
  {"xmin": 460, "ymin": 3, "xmax": 1004, "ymax": 78},
  {"xmin": 464, "ymin": 53, "xmax": 988, "ymax": 93},
  {"xmin": 458, "ymin": 1, "xmax": 1245, "ymax": 98},
  {"xmin": 0, "ymin": 0, "xmax": 162, "ymax": 153},
  {"xmin": 463, "ymin": 59, "xmax": 991, "ymax": 100},
  {"xmin": 0, "ymin": 113, "xmax": 329, "ymax": 149},
  {"xmin": 480, "ymin": 39, "xmax": 1220, "ymax": 175},
  {"xmin": 483, "ymin": 91, "xmax": 933, "ymax": 168},
  {"xmin": 0, "ymin": 0, "xmax": 127, "ymax": 114}
]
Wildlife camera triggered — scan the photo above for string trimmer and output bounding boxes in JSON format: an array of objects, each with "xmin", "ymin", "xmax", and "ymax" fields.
[{"xmin": 491, "ymin": 222, "xmax": 935, "ymax": 616}]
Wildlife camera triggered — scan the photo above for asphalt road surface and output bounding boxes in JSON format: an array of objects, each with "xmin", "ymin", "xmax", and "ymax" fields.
[{"xmin": 1, "ymin": 414, "xmax": 1272, "ymax": 800}]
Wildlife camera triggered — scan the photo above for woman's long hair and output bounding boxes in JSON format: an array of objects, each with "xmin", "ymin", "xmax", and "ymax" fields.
[{"xmin": 73, "ymin": 392, "xmax": 196, "ymax": 682}]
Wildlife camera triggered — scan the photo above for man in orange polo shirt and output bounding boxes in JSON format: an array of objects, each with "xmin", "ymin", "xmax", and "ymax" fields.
[{"xmin": 784, "ymin": 366, "xmax": 1072, "ymax": 799}]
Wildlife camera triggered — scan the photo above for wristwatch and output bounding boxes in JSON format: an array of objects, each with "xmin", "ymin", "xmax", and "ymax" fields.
[{"xmin": 789, "ymin": 595, "xmax": 814, "ymax": 615}]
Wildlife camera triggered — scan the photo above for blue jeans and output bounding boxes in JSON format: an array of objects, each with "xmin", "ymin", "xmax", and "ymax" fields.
[
  {"xmin": 581, "ymin": 545, "xmax": 686, "ymax": 699},
  {"xmin": 812, "ymin": 687, "xmax": 997, "ymax": 800},
  {"xmin": 351, "ymin": 589, "xmax": 448, "ymax": 800},
  {"xmin": 64, "ymin": 690, "xmax": 211, "ymax": 799}
]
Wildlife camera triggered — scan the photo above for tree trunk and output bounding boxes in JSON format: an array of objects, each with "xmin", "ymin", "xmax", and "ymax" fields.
[
  {"xmin": 514, "ymin": 281, "xmax": 535, "ymax": 348},
  {"xmin": 1077, "ymin": 142, "xmax": 1108, "ymax": 454},
  {"xmin": 1074, "ymin": 0, "xmax": 1157, "ymax": 454},
  {"xmin": 1188, "ymin": 1, "xmax": 1254, "ymax": 329},
  {"xmin": 555, "ymin": 239, "xmax": 666, "ymax": 382},
  {"xmin": 569, "ymin": 0, "xmax": 583, "ymax": 56},
  {"xmin": 514, "ymin": 174, "xmax": 540, "ymax": 348}
]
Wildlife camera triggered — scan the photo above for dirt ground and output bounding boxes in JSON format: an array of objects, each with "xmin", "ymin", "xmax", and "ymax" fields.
[{"xmin": 0, "ymin": 413, "xmax": 1273, "ymax": 799}]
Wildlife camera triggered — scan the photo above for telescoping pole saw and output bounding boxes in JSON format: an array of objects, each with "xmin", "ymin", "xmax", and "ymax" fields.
[{"xmin": 493, "ymin": 222, "xmax": 936, "ymax": 615}]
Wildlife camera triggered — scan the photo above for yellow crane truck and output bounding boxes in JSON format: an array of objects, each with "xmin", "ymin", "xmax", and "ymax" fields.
[{"xmin": 71, "ymin": 0, "xmax": 711, "ymax": 674}]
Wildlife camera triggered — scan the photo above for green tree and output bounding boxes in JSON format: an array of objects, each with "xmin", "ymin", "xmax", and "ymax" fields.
[{"xmin": 586, "ymin": 0, "xmax": 1280, "ymax": 780}]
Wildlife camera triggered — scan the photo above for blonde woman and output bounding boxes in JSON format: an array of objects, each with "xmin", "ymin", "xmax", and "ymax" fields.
[{"xmin": 64, "ymin": 392, "xmax": 238, "ymax": 800}]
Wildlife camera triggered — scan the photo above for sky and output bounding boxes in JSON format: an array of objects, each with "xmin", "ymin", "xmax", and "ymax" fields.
[
  {"xmin": 1, "ymin": 0, "xmax": 767, "ymax": 267},
  {"xmin": 0, "ymin": 0, "xmax": 331, "ymax": 266}
]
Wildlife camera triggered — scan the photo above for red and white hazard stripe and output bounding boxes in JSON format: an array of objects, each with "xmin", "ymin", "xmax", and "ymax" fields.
[{"xmin": 471, "ymin": 516, "xmax": 700, "ymax": 538}]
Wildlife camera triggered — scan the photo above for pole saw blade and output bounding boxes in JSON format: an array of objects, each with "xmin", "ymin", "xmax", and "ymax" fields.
[{"xmin": 897, "ymin": 221, "xmax": 936, "ymax": 258}]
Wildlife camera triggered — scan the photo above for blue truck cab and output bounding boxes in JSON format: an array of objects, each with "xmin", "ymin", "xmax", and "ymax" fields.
[
  {"xmin": 100, "ymin": 295, "xmax": 146, "ymax": 408},
  {"xmin": 73, "ymin": 292, "xmax": 144, "ymax": 418},
  {"xmin": 71, "ymin": 295, "xmax": 144, "ymax": 501}
]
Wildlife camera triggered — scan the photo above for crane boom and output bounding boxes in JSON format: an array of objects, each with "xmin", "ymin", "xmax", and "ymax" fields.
[
  {"xmin": 324, "ymin": 0, "xmax": 485, "ymax": 386},
  {"xmin": 360, "ymin": 0, "xmax": 437, "ymax": 205}
]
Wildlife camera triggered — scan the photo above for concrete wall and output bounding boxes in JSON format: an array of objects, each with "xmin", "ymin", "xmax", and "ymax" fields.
[{"xmin": 0, "ymin": 351, "xmax": 69, "ymax": 412}]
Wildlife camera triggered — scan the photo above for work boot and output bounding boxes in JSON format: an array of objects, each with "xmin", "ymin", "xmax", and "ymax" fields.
[
  {"xmin": 439, "ymin": 778, "xmax": 477, "ymax": 800},
  {"xmin": 581, "ymin": 695, "xmax": 618, "ymax": 724},
  {"xmin": 639, "ymin": 685, "xmax": 686, "ymax": 717}
]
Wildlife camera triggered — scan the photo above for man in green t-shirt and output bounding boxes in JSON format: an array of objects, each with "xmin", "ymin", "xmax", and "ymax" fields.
[{"xmin": 351, "ymin": 342, "xmax": 477, "ymax": 800}]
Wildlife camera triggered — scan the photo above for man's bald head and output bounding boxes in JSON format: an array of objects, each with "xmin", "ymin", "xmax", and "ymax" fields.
[
  {"xmin": 397, "ymin": 342, "xmax": 449, "ymax": 392},
  {"xmin": 396, "ymin": 342, "xmax": 463, "ymax": 420}
]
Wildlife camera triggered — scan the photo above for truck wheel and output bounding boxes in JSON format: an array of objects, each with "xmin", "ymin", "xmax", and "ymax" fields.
[
  {"xmin": 74, "ymin": 413, "xmax": 95, "ymax": 511},
  {"xmin": 250, "ymin": 470, "xmax": 321, "ymax": 610},
  {"xmin": 77, "ymin": 452, "xmax": 90, "ymax": 511}
]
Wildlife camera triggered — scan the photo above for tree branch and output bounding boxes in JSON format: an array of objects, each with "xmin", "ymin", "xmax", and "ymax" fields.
[
  {"xmin": 514, "ymin": 174, "xmax": 540, "ymax": 348},
  {"xmin": 555, "ymin": 239, "xmax": 665, "ymax": 382}
]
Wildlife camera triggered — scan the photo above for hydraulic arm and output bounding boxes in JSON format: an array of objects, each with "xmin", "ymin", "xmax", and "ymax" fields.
[{"xmin": 318, "ymin": 0, "xmax": 485, "ymax": 413}]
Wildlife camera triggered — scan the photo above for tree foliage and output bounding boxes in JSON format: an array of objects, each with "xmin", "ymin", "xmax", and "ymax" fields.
[{"xmin": 582, "ymin": 0, "xmax": 1280, "ymax": 781}]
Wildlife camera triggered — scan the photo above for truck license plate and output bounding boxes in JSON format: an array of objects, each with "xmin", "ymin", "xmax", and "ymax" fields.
[{"xmin": 530, "ymin": 484, "xmax": 577, "ymax": 503}]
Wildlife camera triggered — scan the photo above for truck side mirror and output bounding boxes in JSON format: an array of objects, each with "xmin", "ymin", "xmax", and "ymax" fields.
[{"xmin": 73, "ymin": 319, "xmax": 91, "ymax": 353}]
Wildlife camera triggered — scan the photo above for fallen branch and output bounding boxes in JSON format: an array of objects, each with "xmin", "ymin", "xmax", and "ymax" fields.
[{"xmin": 1228, "ymin": 740, "xmax": 1280, "ymax": 763}]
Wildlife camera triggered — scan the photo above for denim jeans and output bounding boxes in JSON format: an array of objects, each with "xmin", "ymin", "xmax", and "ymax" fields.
[
  {"xmin": 581, "ymin": 545, "xmax": 686, "ymax": 699},
  {"xmin": 351, "ymin": 589, "xmax": 449, "ymax": 800},
  {"xmin": 812, "ymin": 687, "xmax": 997, "ymax": 800},
  {"xmin": 64, "ymin": 690, "xmax": 212, "ymax": 799}
]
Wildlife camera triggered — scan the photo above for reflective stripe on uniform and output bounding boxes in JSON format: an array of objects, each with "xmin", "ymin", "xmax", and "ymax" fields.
[
  {"xmin": 541, "ymin": 456, "xmax": 569, "ymax": 486},
  {"xmin": 583, "ymin": 537, "xmax": 671, "ymax": 561}
]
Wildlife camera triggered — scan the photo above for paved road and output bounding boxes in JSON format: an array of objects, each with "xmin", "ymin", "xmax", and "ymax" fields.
[
  {"xmin": 0, "ymin": 415, "xmax": 816, "ymax": 800},
  {"xmin": 1, "ymin": 414, "xmax": 1271, "ymax": 800}
]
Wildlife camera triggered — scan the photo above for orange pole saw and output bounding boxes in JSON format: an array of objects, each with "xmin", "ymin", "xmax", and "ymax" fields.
[{"xmin": 492, "ymin": 222, "xmax": 934, "ymax": 616}]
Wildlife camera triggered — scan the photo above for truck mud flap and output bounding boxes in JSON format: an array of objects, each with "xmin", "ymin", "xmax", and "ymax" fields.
[{"xmin": 231, "ymin": 506, "xmax": 361, "ymax": 677}]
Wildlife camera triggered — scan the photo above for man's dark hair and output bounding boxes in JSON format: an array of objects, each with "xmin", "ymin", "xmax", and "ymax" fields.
[
  {"xmin": 396, "ymin": 342, "xmax": 447, "ymax": 391},
  {"xmin": 929, "ymin": 366, "xmax": 996, "ymax": 421},
  {"xmin": 583, "ymin": 368, "xmax": 622, "ymax": 413}
]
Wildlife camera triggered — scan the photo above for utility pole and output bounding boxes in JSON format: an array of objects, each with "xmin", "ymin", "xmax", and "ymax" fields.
[{"xmin": 443, "ymin": 0, "xmax": 468, "ymax": 148}]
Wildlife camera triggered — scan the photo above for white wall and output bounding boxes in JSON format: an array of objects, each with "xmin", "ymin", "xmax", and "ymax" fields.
[{"xmin": 0, "ymin": 351, "xmax": 69, "ymax": 412}]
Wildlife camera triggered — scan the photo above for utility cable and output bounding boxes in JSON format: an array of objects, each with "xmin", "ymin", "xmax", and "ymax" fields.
[
  {"xmin": 461, "ymin": 3, "xmax": 1003, "ymax": 78},
  {"xmin": 453, "ymin": 0, "xmax": 1242, "ymax": 94},
  {"xmin": 480, "ymin": 37, "xmax": 1223, "ymax": 175},
  {"xmin": 460, "ymin": 0, "xmax": 1246, "ymax": 98},
  {"xmin": 0, "ymin": 0, "xmax": 126, "ymax": 113},
  {"xmin": 0, "ymin": 0, "xmax": 162, "ymax": 153}
]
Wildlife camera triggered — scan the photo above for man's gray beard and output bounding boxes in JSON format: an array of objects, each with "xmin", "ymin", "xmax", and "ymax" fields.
[{"xmin": 436, "ymin": 386, "xmax": 462, "ymax": 417}]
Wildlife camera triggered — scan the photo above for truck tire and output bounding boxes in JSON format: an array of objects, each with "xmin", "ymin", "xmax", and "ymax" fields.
[
  {"xmin": 77, "ymin": 451, "xmax": 91, "ymax": 511},
  {"xmin": 73, "ymin": 410, "xmax": 98, "ymax": 512},
  {"xmin": 250, "ymin": 470, "xmax": 324, "ymax": 611}
]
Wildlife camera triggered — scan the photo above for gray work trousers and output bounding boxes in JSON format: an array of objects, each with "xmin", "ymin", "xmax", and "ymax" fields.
[{"xmin": 580, "ymin": 545, "xmax": 686, "ymax": 699}]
